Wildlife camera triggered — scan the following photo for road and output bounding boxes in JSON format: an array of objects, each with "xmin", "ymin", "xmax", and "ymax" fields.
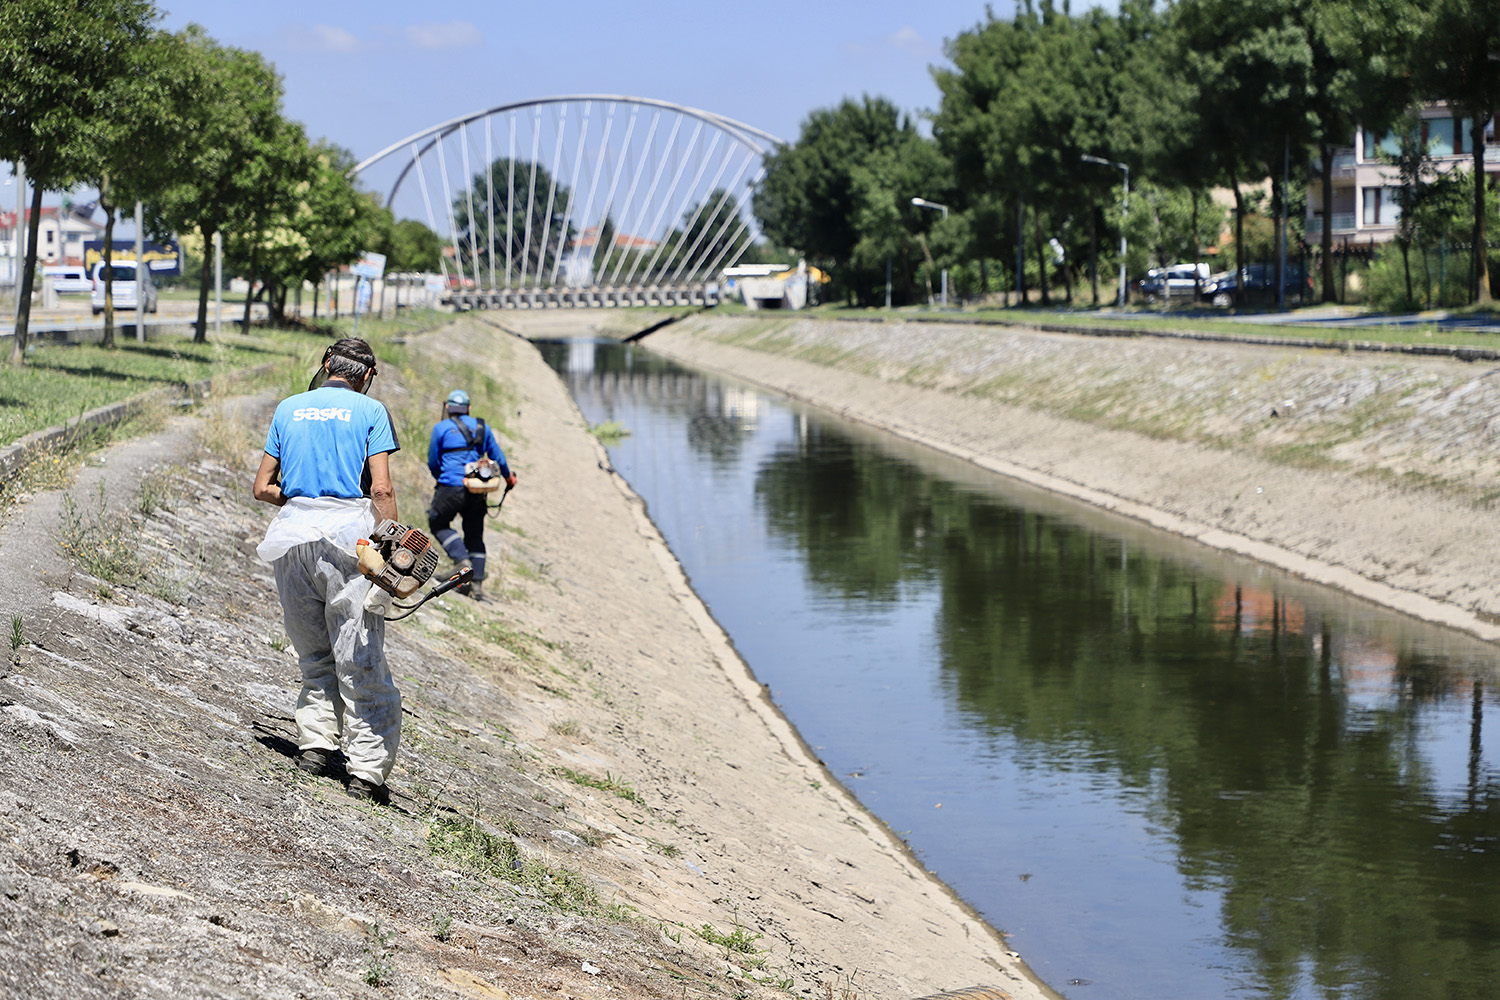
[{"xmin": 0, "ymin": 292, "xmax": 268, "ymax": 336}]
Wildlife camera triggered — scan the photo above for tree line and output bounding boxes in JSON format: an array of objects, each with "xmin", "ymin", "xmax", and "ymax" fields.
[
  {"xmin": 0, "ymin": 1, "xmax": 444, "ymax": 365},
  {"xmin": 753, "ymin": 0, "xmax": 1500, "ymax": 310}
]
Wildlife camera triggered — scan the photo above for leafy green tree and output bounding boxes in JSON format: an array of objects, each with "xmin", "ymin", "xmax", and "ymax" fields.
[
  {"xmin": 1412, "ymin": 0, "xmax": 1500, "ymax": 303},
  {"xmin": 222, "ymin": 117, "xmax": 314, "ymax": 329},
  {"xmin": 1172, "ymin": 0, "xmax": 1315, "ymax": 305},
  {"xmin": 379, "ymin": 216, "xmax": 443, "ymax": 272},
  {"xmin": 150, "ymin": 26, "xmax": 287, "ymax": 342},
  {"xmin": 246, "ymin": 142, "xmax": 380, "ymax": 324},
  {"xmin": 0, "ymin": 0, "xmax": 158, "ymax": 364},
  {"xmin": 935, "ymin": 2, "xmax": 1135, "ymax": 305},
  {"xmin": 755, "ymin": 96, "xmax": 942, "ymax": 305},
  {"xmin": 933, "ymin": 5, "xmax": 1047, "ymax": 303},
  {"xmin": 1296, "ymin": 2, "xmax": 1414, "ymax": 302},
  {"xmin": 74, "ymin": 27, "xmax": 183, "ymax": 348}
]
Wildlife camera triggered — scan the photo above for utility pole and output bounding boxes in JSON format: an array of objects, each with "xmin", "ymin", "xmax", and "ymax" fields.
[
  {"xmin": 911, "ymin": 197, "xmax": 950, "ymax": 310},
  {"xmin": 134, "ymin": 201, "xmax": 145, "ymax": 343}
]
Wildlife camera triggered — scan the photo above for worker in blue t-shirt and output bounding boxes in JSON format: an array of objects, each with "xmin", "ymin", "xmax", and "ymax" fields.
[
  {"xmin": 253, "ymin": 337, "xmax": 402, "ymax": 806},
  {"xmin": 426, "ymin": 389, "xmax": 516, "ymax": 602}
]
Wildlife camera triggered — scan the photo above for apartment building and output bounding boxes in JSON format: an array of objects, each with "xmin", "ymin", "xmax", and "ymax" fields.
[{"xmin": 1307, "ymin": 102, "xmax": 1499, "ymax": 245}]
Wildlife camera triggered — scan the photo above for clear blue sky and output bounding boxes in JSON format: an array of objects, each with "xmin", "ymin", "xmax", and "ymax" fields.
[{"xmin": 155, "ymin": 0, "xmax": 1115, "ymax": 162}]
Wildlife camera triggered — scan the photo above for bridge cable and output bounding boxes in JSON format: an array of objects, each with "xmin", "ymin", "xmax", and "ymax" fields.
[
  {"xmin": 606, "ymin": 110, "xmax": 662, "ymax": 287},
  {"xmin": 411, "ymin": 142, "xmax": 451, "ymax": 289},
  {"xmin": 571, "ymin": 103, "xmax": 618, "ymax": 286},
  {"xmin": 667, "ymin": 136, "xmax": 742, "ymax": 285},
  {"xmin": 434, "ymin": 133, "xmax": 468, "ymax": 290},
  {"xmin": 518, "ymin": 106, "xmax": 543, "ymax": 288},
  {"xmin": 549, "ymin": 100, "xmax": 594, "ymax": 287},
  {"xmin": 617, "ymin": 113, "xmax": 684, "ymax": 288},
  {"xmin": 536, "ymin": 102, "xmax": 569, "ymax": 288},
  {"xmin": 485, "ymin": 116, "xmax": 496, "ymax": 289},
  {"xmin": 641, "ymin": 126, "xmax": 719, "ymax": 285},
  {"xmin": 460, "ymin": 121, "xmax": 481, "ymax": 287}
]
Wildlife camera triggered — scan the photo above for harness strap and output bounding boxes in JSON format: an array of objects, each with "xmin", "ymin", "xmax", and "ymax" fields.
[{"xmin": 439, "ymin": 416, "xmax": 487, "ymax": 454}]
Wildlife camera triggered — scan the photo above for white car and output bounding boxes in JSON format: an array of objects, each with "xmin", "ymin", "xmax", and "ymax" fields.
[
  {"xmin": 91, "ymin": 259, "xmax": 158, "ymax": 315},
  {"xmin": 43, "ymin": 265, "xmax": 91, "ymax": 294},
  {"xmin": 1138, "ymin": 262, "xmax": 1212, "ymax": 300}
]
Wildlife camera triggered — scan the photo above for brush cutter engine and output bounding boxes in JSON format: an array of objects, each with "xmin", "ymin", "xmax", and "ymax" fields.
[
  {"xmin": 463, "ymin": 457, "xmax": 503, "ymax": 493},
  {"xmin": 358, "ymin": 520, "xmax": 440, "ymax": 599}
]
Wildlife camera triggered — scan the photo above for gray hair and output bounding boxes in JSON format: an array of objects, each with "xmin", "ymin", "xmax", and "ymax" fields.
[{"xmin": 325, "ymin": 338, "xmax": 376, "ymax": 383}]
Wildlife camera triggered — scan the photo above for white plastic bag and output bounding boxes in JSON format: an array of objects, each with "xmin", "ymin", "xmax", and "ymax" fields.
[{"xmin": 257, "ymin": 496, "xmax": 375, "ymax": 564}]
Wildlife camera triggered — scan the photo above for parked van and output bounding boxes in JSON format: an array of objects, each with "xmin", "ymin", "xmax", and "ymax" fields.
[
  {"xmin": 44, "ymin": 265, "xmax": 91, "ymax": 294},
  {"xmin": 91, "ymin": 260, "xmax": 158, "ymax": 315}
]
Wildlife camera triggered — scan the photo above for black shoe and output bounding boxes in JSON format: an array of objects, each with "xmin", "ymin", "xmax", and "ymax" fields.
[
  {"xmin": 347, "ymin": 776, "xmax": 391, "ymax": 806},
  {"xmin": 297, "ymin": 748, "xmax": 335, "ymax": 777},
  {"xmin": 467, "ymin": 580, "xmax": 485, "ymax": 602}
]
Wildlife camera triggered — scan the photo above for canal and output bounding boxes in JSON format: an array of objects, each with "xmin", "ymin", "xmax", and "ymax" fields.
[{"xmin": 540, "ymin": 337, "xmax": 1500, "ymax": 1000}]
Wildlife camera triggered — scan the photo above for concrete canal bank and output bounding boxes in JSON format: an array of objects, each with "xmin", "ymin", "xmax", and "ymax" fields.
[
  {"xmin": 622, "ymin": 311, "xmax": 1500, "ymax": 649},
  {"xmin": 0, "ymin": 317, "xmax": 1053, "ymax": 1000}
]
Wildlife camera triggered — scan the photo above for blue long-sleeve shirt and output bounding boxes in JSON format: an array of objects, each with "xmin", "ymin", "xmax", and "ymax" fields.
[{"xmin": 427, "ymin": 415, "xmax": 511, "ymax": 487}]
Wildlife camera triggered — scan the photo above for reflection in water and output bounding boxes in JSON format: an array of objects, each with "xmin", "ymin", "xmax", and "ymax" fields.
[{"xmin": 540, "ymin": 338, "xmax": 1500, "ymax": 1000}]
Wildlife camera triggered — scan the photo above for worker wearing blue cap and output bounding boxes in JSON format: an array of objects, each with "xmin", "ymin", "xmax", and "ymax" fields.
[{"xmin": 426, "ymin": 389, "xmax": 516, "ymax": 601}]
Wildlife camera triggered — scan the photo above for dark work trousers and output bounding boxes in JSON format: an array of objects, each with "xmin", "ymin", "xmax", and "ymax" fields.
[{"xmin": 427, "ymin": 485, "xmax": 489, "ymax": 580}]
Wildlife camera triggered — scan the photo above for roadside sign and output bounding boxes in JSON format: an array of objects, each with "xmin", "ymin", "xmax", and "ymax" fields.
[
  {"xmin": 351, "ymin": 251, "xmax": 386, "ymax": 279},
  {"xmin": 424, "ymin": 275, "xmax": 445, "ymax": 295}
]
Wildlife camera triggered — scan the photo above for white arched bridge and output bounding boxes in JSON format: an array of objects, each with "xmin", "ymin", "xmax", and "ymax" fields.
[{"xmin": 353, "ymin": 95, "xmax": 782, "ymax": 310}]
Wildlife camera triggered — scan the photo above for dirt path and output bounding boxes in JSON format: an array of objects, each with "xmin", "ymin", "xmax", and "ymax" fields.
[
  {"xmin": 0, "ymin": 318, "xmax": 1051, "ymax": 1000},
  {"xmin": 637, "ymin": 313, "xmax": 1500, "ymax": 644}
]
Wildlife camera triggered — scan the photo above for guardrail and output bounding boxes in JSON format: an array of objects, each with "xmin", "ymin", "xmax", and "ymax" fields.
[{"xmin": 448, "ymin": 284, "xmax": 722, "ymax": 311}]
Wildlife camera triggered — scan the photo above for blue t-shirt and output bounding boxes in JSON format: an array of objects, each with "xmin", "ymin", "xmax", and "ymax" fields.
[
  {"xmin": 427, "ymin": 415, "xmax": 510, "ymax": 487},
  {"xmin": 265, "ymin": 384, "xmax": 400, "ymax": 500}
]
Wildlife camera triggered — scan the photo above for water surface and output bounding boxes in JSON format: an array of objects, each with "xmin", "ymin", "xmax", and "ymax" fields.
[{"xmin": 541, "ymin": 337, "xmax": 1500, "ymax": 1000}]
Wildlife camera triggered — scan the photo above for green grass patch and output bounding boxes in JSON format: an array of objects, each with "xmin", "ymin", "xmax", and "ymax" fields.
[
  {"xmin": 697, "ymin": 921, "xmax": 763, "ymax": 958},
  {"xmin": 588, "ymin": 420, "xmax": 630, "ymax": 445},
  {"xmin": 954, "ymin": 306, "xmax": 1500, "ymax": 353},
  {"xmin": 427, "ymin": 815, "xmax": 629, "ymax": 918},
  {"xmin": 0, "ymin": 331, "xmax": 311, "ymax": 448},
  {"xmin": 551, "ymin": 766, "xmax": 645, "ymax": 806}
]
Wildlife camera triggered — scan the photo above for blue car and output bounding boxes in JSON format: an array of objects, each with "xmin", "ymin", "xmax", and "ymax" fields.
[{"xmin": 1209, "ymin": 264, "xmax": 1310, "ymax": 306}]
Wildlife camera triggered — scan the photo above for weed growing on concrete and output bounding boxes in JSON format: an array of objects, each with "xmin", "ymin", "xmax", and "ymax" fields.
[
  {"xmin": 588, "ymin": 420, "xmax": 630, "ymax": 445},
  {"xmin": 698, "ymin": 921, "xmax": 762, "ymax": 955},
  {"xmin": 9, "ymin": 614, "xmax": 22, "ymax": 651},
  {"xmin": 821, "ymin": 971, "xmax": 864, "ymax": 1000},
  {"xmin": 58, "ymin": 488, "xmax": 150, "ymax": 586},
  {"xmin": 647, "ymin": 838, "xmax": 681, "ymax": 859},
  {"xmin": 551, "ymin": 719, "xmax": 583, "ymax": 738},
  {"xmin": 135, "ymin": 472, "xmax": 178, "ymax": 517},
  {"xmin": 427, "ymin": 815, "xmax": 629, "ymax": 919},
  {"xmin": 552, "ymin": 766, "xmax": 644, "ymax": 806},
  {"xmin": 362, "ymin": 922, "xmax": 396, "ymax": 986},
  {"xmin": 195, "ymin": 406, "xmax": 256, "ymax": 468}
]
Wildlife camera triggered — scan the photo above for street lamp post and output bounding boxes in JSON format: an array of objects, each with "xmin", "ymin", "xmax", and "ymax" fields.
[
  {"xmin": 911, "ymin": 197, "xmax": 949, "ymax": 310},
  {"xmin": 1081, "ymin": 154, "xmax": 1128, "ymax": 307}
]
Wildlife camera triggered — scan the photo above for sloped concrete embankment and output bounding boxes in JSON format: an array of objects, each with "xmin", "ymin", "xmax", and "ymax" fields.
[{"xmin": 0, "ymin": 317, "xmax": 1049, "ymax": 1000}]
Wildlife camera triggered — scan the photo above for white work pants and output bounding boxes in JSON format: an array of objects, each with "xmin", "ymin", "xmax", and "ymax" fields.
[{"xmin": 272, "ymin": 540, "xmax": 401, "ymax": 784}]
